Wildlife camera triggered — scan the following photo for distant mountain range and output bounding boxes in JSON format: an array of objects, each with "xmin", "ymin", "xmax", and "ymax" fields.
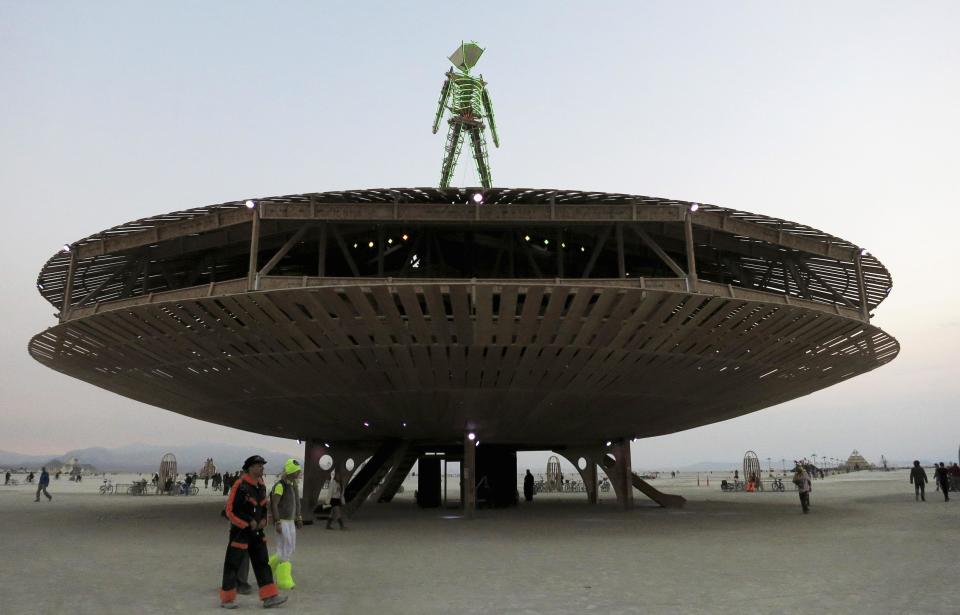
[{"xmin": 0, "ymin": 443, "xmax": 294, "ymax": 473}]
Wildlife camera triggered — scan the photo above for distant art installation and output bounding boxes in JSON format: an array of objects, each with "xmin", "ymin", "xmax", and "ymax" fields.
[
  {"xmin": 199, "ymin": 457, "xmax": 217, "ymax": 479},
  {"xmin": 432, "ymin": 41, "xmax": 500, "ymax": 189},
  {"xmin": 545, "ymin": 455, "xmax": 562, "ymax": 492},
  {"xmin": 159, "ymin": 453, "xmax": 177, "ymax": 492},
  {"xmin": 743, "ymin": 451, "xmax": 761, "ymax": 490}
]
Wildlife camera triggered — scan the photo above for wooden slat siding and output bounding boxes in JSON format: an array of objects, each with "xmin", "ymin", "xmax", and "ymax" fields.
[
  {"xmin": 495, "ymin": 344, "xmax": 524, "ymax": 389},
  {"xmin": 494, "ymin": 286, "xmax": 519, "ymax": 346},
  {"xmin": 553, "ymin": 288, "xmax": 592, "ymax": 347},
  {"xmin": 395, "ymin": 286, "xmax": 430, "ymax": 345},
  {"xmin": 448, "ymin": 285, "xmax": 474, "ymax": 346},
  {"xmin": 459, "ymin": 342, "xmax": 479, "ymax": 388},
  {"xmin": 423, "ymin": 285, "xmax": 452, "ymax": 345},
  {"xmin": 473, "ymin": 285, "xmax": 495, "ymax": 347},
  {"xmin": 513, "ymin": 286, "xmax": 544, "ymax": 346},
  {"xmin": 265, "ymin": 294, "xmax": 323, "ymax": 353},
  {"xmin": 570, "ymin": 289, "xmax": 618, "ymax": 347},
  {"xmin": 481, "ymin": 345, "xmax": 505, "ymax": 388},
  {"xmin": 341, "ymin": 287, "xmax": 390, "ymax": 346},
  {"xmin": 298, "ymin": 292, "xmax": 351, "ymax": 348},
  {"xmin": 535, "ymin": 287, "xmax": 569, "ymax": 346},
  {"xmin": 29, "ymin": 284, "xmax": 899, "ymax": 445},
  {"xmin": 369, "ymin": 286, "xmax": 412, "ymax": 345}
]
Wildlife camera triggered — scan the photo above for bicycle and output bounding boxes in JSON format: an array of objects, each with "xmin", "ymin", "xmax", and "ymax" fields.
[
  {"xmin": 770, "ymin": 477, "xmax": 785, "ymax": 492},
  {"xmin": 98, "ymin": 479, "xmax": 114, "ymax": 495},
  {"xmin": 127, "ymin": 480, "xmax": 149, "ymax": 495}
]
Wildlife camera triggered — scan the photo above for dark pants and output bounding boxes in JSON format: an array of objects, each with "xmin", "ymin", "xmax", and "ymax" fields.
[
  {"xmin": 220, "ymin": 527, "xmax": 277, "ymax": 603},
  {"xmin": 35, "ymin": 484, "xmax": 51, "ymax": 501},
  {"xmin": 938, "ymin": 480, "xmax": 949, "ymax": 501},
  {"xmin": 915, "ymin": 482, "xmax": 925, "ymax": 501},
  {"xmin": 799, "ymin": 491, "xmax": 810, "ymax": 513}
]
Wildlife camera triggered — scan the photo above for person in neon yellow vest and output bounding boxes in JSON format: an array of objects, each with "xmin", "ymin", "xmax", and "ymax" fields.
[{"xmin": 269, "ymin": 459, "xmax": 303, "ymax": 590}]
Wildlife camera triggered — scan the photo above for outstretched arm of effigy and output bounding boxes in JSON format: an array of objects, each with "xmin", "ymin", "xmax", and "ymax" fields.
[
  {"xmin": 482, "ymin": 87, "xmax": 499, "ymax": 148},
  {"xmin": 433, "ymin": 76, "xmax": 452, "ymax": 134}
]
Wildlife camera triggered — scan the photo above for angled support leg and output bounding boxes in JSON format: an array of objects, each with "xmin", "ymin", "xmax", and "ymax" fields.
[{"xmin": 554, "ymin": 449, "xmax": 600, "ymax": 505}]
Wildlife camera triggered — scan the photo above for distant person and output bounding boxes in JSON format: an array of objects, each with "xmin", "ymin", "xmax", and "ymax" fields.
[
  {"xmin": 950, "ymin": 463, "xmax": 960, "ymax": 493},
  {"xmin": 55, "ymin": 471, "xmax": 61, "ymax": 480},
  {"xmin": 35, "ymin": 467, "xmax": 52, "ymax": 502},
  {"xmin": 933, "ymin": 463, "xmax": 950, "ymax": 502},
  {"xmin": 27, "ymin": 471, "xmax": 34, "ymax": 484},
  {"xmin": 269, "ymin": 459, "xmax": 303, "ymax": 590},
  {"xmin": 4, "ymin": 471, "xmax": 10, "ymax": 485},
  {"xmin": 326, "ymin": 471, "xmax": 345, "ymax": 530},
  {"xmin": 909, "ymin": 460, "xmax": 928, "ymax": 502},
  {"xmin": 223, "ymin": 473, "xmax": 233, "ymax": 496},
  {"xmin": 523, "ymin": 470, "xmax": 534, "ymax": 502},
  {"xmin": 220, "ymin": 455, "xmax": 286, "ymax": 609},
  {"xmin": 793, "ymin": 466, "xmax": 812, "ymax": 513},
  {"xmin": 734, "ymin": 469, "xmax": 739, "ymax": 481},
  {"xmin": 204, "ymin": 473, "xmax": 210, "ymax": 489}
]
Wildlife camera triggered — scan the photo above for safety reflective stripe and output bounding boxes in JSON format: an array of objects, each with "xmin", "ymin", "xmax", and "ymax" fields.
[
  {"xmin": 229, "ymin": 541, "xmax": 248, "ymax": 550},
  {"xmin": 225, "ymin": 481, "xmax": 249, "ymax": 529},
  {"xmin": 220, "ymin": 588, "xmax": 238, "ymax": 603},
  {"xmin": 258, "ymin": 583, "xmax": 279, "ymax": 599},
  {"xmin": 273, "ymin": 482, "xmax": 284, "ymax": 496}
]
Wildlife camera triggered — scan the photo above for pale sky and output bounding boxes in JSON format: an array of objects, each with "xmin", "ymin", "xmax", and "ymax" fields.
[{"xmin": 1, "ymin": 1, "xmax": 958, "ymax": 468}]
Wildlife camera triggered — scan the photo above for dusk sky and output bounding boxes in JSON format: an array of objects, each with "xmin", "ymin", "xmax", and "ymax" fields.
[{"xmin": 2, "ymin": 2, "xmax": 957, "ymax": 468}]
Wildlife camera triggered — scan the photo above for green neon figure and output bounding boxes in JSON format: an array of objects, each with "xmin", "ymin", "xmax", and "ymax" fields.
[{"xmin": 432, "ymin": 41, "xmax": 500, "ymax": 189}]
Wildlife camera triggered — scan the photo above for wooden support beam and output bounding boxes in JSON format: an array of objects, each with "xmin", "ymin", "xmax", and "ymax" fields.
[
  {"xmin": 684, "ymin": 213, "xmax": 698, "ymax": 291},
  {"xmin": 463, "ymin": 431, "xmax": 476, "ymax": 519},
  {"xmin": 317, "ymin": 223, "xmax": 327, "ymax": 277},
  {"xmin": 582, "ymin": 225, "xmax": 613, "ymax": 278},
  {"xmin": 61, "ymin": 249, "xmax": 78, "ymax": 321},
  {"xmin": 616, "ymin": 223, "xmax": 626, "ymax": 278},
  {"xmin": 377, "ymin": 225, "xmax": 385, "ymax": 277},
  {"xmin": 556, "ymin": 227, "xmax": 564, "ymax": 278},
  {"xmin": 330, "ymin": 225, "xmax": 361, "ymax": 277},
  {"xmin": 854, "ymin": 252, "xmax": 870, "ymax": 320},
  {"xmin": 798, "ymin": 261, "xmax": 855, "ymax": 308},
  {"xmin": 247, "ymin": 209, "xmax": 261, "ymax": 291},
  {"xmin": 632, "ymin": 226, "xmax": 686, "ymax": 278},
  {"xmin": 258, "ymin": 224, "xmax": 313, "ymax": 277}
]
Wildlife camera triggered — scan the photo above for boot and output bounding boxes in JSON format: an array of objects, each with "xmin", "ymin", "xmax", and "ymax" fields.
[
  {"xmin": 276, "ymin": 561, "xmax": 295, "ymax": 590},
  {"xmin": 262, "ymin": 595, "xmax": 288, "ymax": 608}
]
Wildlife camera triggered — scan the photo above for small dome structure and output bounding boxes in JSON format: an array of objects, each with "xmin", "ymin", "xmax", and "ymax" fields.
[
  {"xmin": 545, "ymin": 456, "xmax": 562, "ymax": 492},
  {"xmin": 159, "ymin": 453, "xmax": 178, "ymax": 488}
]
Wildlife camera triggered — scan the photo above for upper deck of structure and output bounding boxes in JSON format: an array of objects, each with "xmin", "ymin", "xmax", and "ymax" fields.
[{"xmin": 36, "ymin": 187, "xmax": 891, "ymax": 322}]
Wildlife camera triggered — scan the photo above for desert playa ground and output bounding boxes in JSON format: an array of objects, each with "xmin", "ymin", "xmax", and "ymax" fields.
[{"xmin": 1, "ymin": 471, "xmax": 956, "ymax": 615}]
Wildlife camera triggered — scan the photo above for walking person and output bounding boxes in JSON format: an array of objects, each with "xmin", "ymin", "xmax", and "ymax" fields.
[
  {"xmin": 326, "ymin": 471, "xmax": 346, "ymax": 530},
  {"xmin": 219, "ymin": 455, "xmax": 287, "ymax": 609},
  {"xmin": 909, "ymin": 460, "xmax": 928, "ymax": 502},
  {"xmin": 523, "ymin": 469, "xmax": 534, "ymax": 502},
  {"xmin": 933, "ymin": 463, "xmax": 950, "ymax": 502},
  {"xmin": 269, "ymin": 459, "xmax": 303, "ymax": 590},
  {"xmin": 793, "ymin": 465, "xmax": 811, "ymax": 513},
  {"xmin": 35, "ymin": 467, "xmax": 52, "ymax": 502},
  {"xmin": 4, "ymin": 471, "xmax": 10, "ymax": 485}
]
